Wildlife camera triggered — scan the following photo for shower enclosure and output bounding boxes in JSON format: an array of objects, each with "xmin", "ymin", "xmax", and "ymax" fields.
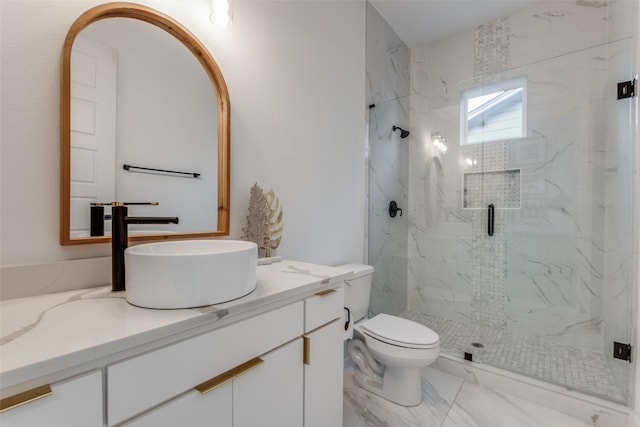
[{"xmin": 367, "ymin": 37, "xmax": 637, "ymax": 404}]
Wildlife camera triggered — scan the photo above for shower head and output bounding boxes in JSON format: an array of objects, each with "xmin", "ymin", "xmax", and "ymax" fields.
[{"xmin": 393, "ymin": 126, "xmax": 410, "ymax": 139}]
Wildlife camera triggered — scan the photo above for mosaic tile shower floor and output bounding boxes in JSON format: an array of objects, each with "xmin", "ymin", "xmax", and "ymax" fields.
[{"xmin": 399, "ymin": 310, "xmax": 627, "ymax": 403}]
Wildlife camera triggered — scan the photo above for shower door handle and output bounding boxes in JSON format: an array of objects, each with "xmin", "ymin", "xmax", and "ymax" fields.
[{"xmin": 488, "ymin": 204, "xmax": 494, "ymax": 236}]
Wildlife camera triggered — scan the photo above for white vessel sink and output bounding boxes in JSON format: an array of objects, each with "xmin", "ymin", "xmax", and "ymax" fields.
[{"xmin": 125, "ymin": 240, "xmax": 258, "ymax": 309}]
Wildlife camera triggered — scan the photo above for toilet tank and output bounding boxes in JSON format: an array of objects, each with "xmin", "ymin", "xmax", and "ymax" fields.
[{"xmin": 338, "ymin": 264, "xmax": 374, "ymax": 322}]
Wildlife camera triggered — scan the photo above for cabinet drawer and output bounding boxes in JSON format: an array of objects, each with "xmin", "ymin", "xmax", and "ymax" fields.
[
  {"xmin": 0, "ymin": 370, "xmax": 102, "ymax": 427},
  {"xmin": 304, "ymin": 287, "xmax": 343, "ymax": 332},
  {"xmin": 125, "ymin": 338, "xmax": 304, "ymax": 427},
  {"xmin": 123, "ymin": 381, "xmax": 232, "ymax": 427},
  {"xmin": 108, "ymin": 301, "xmax": 303, "ymax": 426}
]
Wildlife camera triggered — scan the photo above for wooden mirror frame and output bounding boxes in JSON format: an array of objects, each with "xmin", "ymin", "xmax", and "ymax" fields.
[{"xmin": 60, "ymin": 2, "xmax": 230, "ymax": 245}]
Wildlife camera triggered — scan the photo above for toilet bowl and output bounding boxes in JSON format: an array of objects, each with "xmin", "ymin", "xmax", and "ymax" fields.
[{"xmin": 340, "ymin": 264, "xmax": 440, "ymax": 406}]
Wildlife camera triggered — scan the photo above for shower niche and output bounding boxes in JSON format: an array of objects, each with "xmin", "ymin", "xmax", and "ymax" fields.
[{"xmin": 462, "ymin": 169, "xmax": 521, "ymax": 209}]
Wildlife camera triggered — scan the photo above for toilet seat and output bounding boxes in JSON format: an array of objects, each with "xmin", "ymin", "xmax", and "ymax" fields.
[{"xmin": 361, "ymin": 314, "xmax": 439, "ymax": 350}]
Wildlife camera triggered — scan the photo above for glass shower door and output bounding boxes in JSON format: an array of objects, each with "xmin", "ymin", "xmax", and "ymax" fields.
[
  {"xmin": 476, "ymin": 38, "xmax": 635, "ymax": 403},
  {"xmin": 401, "ymin": 38, "xmax": 635, "ymax": 404}
]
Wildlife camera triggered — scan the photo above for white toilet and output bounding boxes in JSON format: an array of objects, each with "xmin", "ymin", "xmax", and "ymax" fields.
[{"xmin": 340, "ymin": 263, "xmax": 440, "ymax": 407}]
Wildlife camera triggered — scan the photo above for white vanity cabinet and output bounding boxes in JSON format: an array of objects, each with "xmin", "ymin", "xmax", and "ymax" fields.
[
  {"xmin": 114, "ymin": 287, "xmax": 344, "ymax": 427},
  {"xmin": 123, "ymin": 338, "xmax": 304, "ymax": 427},
  {"xmin": 233, "ymin": 338, "xmax": 303, "ymax": 427},
  {"xmin": 303, "ymin": 287, "xmax": 345, "ymax": 427},
  {"xmin": 0, "ymin": 370, "xmax": 103, "ymax": 427},
  {"xmin": 124, "ymin": 338, "xmax": 302, "ymax": 427},
  {"xmin": 108, "ymin": 301, "xmax": 304, "ymax": 426},
  {"xmin": 0, "ymin": 261, "xmax": 351, "ymax": 427}
]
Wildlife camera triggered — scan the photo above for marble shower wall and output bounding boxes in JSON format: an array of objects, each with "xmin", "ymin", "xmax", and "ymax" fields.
[
  {"xmin": 365, "ymin": 3, "xmax": 410, "ymax": 316},
  {"xmin": 407, "ymin": 0, "xmax": 636, "ymax": 354}
]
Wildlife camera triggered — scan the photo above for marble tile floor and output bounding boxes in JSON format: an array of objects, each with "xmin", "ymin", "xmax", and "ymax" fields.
[
  {"xmin": 343, "ymin": 366, "xmax": 595, "ymax": 427},
  {"xmin": 399, "ymin": 311, "xmax": 627, "ymax": 403}
]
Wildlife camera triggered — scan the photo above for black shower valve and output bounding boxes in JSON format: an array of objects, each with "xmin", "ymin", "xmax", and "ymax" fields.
[{"xmin": 389, "ymin": 201, "xmax": 403, "ymax": 218}]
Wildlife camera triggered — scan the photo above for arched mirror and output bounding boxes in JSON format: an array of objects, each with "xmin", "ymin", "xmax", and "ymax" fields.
[{"xmin": 60, "ymin": 2, "xmax": 230, "ymax": 245}]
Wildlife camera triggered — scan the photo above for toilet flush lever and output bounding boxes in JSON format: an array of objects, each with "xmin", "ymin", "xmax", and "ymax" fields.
[{"xmin": 344, "ymin": 307, "xmax": 351, "ymax": 331}]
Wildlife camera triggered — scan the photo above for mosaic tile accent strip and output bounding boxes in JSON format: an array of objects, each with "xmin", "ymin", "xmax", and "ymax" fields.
[
  {"xmin": 463, "ymin": 169, "xmax": 521, "ymax": 209},
  {"xmin": 400, "ymin": 310, "xmax": 628, "ymax": 403},
  {"xmin": 484, "ymin": 141, "xmax": 509, "ymax": 170},
  {"xmin": 470, "ymin": 208, "xmax": 507, "ymax": 330},
  {"xmin": 461, "ymin": 141, "xmax": 511, "ymax": 330},
  {"xmin": 474, "ymin": 17, "xmax": 510, "ymax": 78}
]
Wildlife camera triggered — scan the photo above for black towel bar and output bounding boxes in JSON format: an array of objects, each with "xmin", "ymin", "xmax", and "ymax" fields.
[{"xmin": 123, "ymin": 164, "xmax": 200, "ymax": 178}]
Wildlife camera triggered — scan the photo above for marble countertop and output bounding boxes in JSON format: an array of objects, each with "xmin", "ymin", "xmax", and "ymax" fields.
[{"xmin": 0, "ymin": 260, "xmax": 352, "ymax": 390}]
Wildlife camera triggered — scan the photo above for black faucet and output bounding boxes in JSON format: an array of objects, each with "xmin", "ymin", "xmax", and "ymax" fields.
[{"xmin": 111, "ymin": 202, "xmax": 179, "ymax": 292}]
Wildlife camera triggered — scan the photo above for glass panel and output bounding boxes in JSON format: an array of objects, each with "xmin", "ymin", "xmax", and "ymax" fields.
[
  {"xmin": 496, "ymin": 38, "xmax": 634, "ymax": 403},
  {"xmin": 367, "ymin": 98, "xmax": 410, "ymax": 318},
  {"xmin": 388, "ymin": 38, "xmax": 635, "ymax": 404}
]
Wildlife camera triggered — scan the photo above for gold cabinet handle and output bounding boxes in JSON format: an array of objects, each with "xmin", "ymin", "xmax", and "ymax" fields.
[
  {"xmin": 314, "ymin": 288, "xmax": 336, "ymax": 297},
  {"xmin": 0, "ymin": 384, "xmax": 52, "ymax": 413},
  {"xmin": 230, "ymin": 357, "xmax": 264, "ymax": 379},
  {"xmin": 194, "ymin": 357, "xmax": 264, "ymax": 395},
  {"xmin": 303, "ymin": 335, "xmax": 310, "ymax": 365},
  {"xmin": 194, "ymin": 370, "xmax": 236, "ymax": 395}
]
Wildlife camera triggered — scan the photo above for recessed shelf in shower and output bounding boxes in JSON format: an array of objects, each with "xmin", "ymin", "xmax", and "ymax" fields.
[{"xmin": 462, "ymin": 168, "xmax": 521, "ymax": 209}]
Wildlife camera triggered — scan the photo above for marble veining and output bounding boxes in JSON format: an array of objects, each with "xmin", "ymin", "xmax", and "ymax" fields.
[
  {"xmin": 368, "ymin": 0, "xmax": 635, "ymax": 408},
  {"xmin": 442, "ymin": 381, "xmax": 593, "ymax": 427},
  {"xmin": 344, "ymin": 366, "xmax": 462, "ymax": 427},
  {"xmin": 344, "ymin": 366, "xmax": 594, "ymax": 427},
  {"xmin": 366, "ymin": 3, "xmax": 411, "ymax": 318},
  {"xmin": 365, "ymin": 3, "xmax": 411, "ymax": 105},
  {"xmin": 0, "ymin": 288, "xmax": 103, "ymax": 345},
  {"xmin": 280, "ymin": 264, "xmax": 331, "ymax": 280},
  {"xmin": 0, "ymin": 260, "xmax": 352, "ymax": 389},
  {"xmin": 403, "ymin": 19, "xmax": 633, "ymax": 401}
]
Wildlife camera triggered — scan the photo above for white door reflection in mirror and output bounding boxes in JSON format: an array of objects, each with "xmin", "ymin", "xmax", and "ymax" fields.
[{"xmin": 70, "ymin": 37, "xmax": 117, "ymax": 237}]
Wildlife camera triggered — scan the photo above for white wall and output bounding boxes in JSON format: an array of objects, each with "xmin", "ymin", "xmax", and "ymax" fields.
[{"xmin": 0, "ymin": 1, "xmax": 366, "ymax": 277}]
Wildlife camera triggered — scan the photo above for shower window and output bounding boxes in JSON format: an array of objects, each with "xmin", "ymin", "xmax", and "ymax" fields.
[{"xmin": 461, "ymin": 76, "xmax": 527, "ymax": 144}]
